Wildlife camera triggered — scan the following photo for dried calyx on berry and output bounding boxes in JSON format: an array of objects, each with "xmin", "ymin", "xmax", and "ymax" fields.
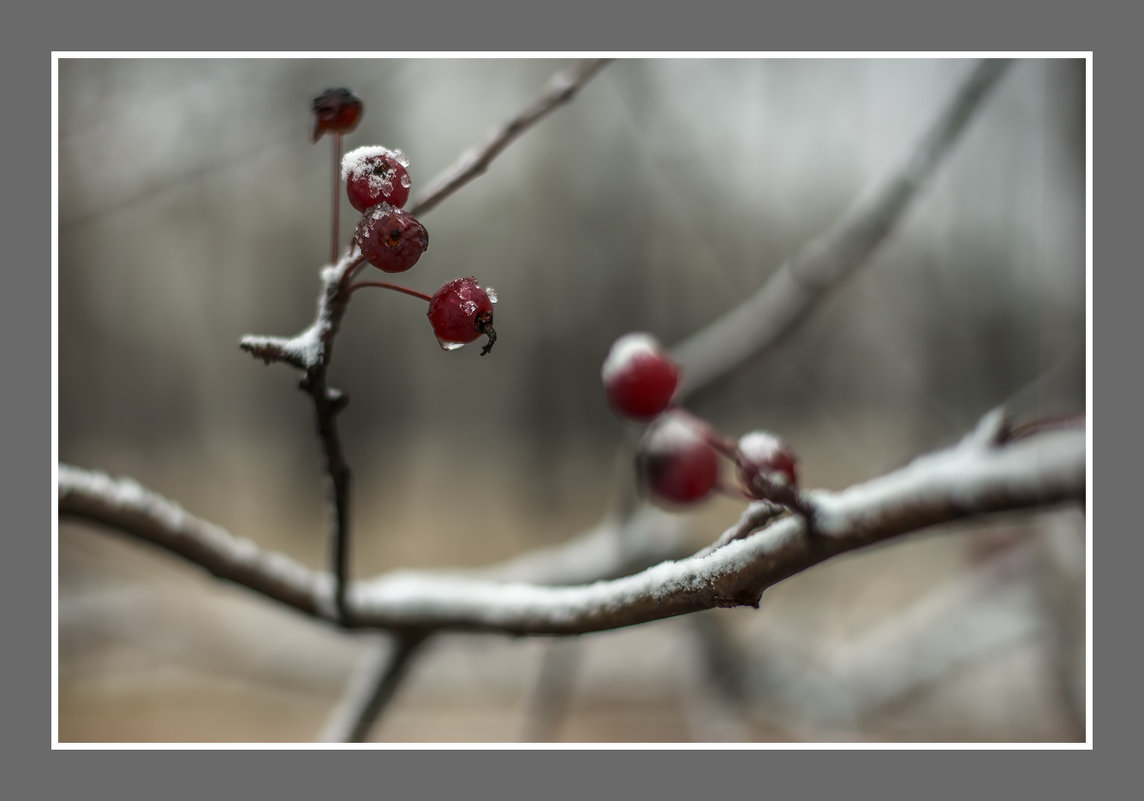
[
  {"xmin": 601, "ymin": 332, "xmax": 680, "ymax": 421},
  {"xmin": 635, "ymin": 411, "xmax": 720, "ymax": 506},
  {"xmin": 355, "ymin": 204, "xmax": 429, "ymax": 273},
  {"xmin": 342, "ymin": 146, "xmax": 412, "ymax": 212},
  {"xmin": 311, "ymin": 88, "xmax": 363, "ymax": 143},
  {"xmin": 427, "ymin": 277, "xmax": 498, "ymax": 355}
]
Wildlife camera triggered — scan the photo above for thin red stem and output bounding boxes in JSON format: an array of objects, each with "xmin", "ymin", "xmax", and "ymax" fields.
[
  {"xmin": 330, "ymin": 131, "xmax": 343, "ymax": 265},
  {"xmin": 348, "ymin": 281, "xmax": 433, "ymax": 303}
]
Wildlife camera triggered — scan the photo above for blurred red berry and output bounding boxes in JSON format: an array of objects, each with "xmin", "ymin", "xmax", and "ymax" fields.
[
  {"xmin": 427, "ymin": 277, "xmax": 498, "ymax": 355},
  {"xmin": 355, "ymin": 204, "xmax": 428, "ymax": 273},
  {"xmin": 311, "ymin": 88, "xmax": 363, "ymax": 143},
  {"xmin": 601, "ymin": 333, "xmax": 680, "ymax": 421},
  {"xmin": 342, "ymin": 146, "xmax": 412, "ymax": 211},
  {"xmin": 736, "ymin": 431, "xmax": 798, "ymax": 488},
  {"xmin": 636, "ymin": 411, "xmax": 720, "ymax": 506}
]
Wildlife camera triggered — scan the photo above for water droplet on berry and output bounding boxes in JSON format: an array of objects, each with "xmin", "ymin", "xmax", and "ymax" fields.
[
  {"xmin": 436, "ymin": 338, "xmax": 466, "ymax": 351},
  {"xmin": 486, "ymin": 288, "xmax": 498, "ymax": 304},
  {"xmin": 400, "ymin": 174, "xmax": 412, "ymax": 189}
]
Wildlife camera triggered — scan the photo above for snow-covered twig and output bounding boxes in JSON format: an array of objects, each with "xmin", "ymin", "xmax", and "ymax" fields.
[
  {"xmin": 671, "ymin": 59, "xmax": 1012, "ymax": 399},
  {"xmin": 57, "ymin": 411, "xmax": 1084, "ymax": 636},
  {"xmin": 408, "ymin": 59, "xmax": 611, "ymax": 218}
]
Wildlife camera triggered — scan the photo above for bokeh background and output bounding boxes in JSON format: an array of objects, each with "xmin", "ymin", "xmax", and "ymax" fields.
[{"xmin": 57, "ymin": 57, "xmax": 1086, "ymax": 742}]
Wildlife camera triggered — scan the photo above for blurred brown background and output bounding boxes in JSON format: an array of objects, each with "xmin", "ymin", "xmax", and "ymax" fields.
[{"xmin": 57, "ymin": 57, "xmax": 1086, "ymax": 742}]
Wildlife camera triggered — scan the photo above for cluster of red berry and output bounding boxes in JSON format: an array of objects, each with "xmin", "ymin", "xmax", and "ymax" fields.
[
  {"xmin": 312, "ymin": 89, "xmax": 497, "ymax": 355},
  {"xmin": 601, "ymin": 333, "xmax": 799, "ymax": 509}
]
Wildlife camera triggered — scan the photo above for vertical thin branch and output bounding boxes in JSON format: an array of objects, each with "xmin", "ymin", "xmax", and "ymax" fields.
[
  {"xmin": 307, "ymin": 371, "xmax": 352, "ymax": 624},
  {"xmin": 518, "ymin": 641, "xmax": 581, "ymax": 742},
  {"xmin": 319, "ymin": 632, "xmax": 429, "ymax": 743}
]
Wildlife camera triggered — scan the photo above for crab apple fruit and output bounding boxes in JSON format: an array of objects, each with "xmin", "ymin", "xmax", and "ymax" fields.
[
  {"xmin": 427, "ymin": 277, "xmax": 498, "ymax": 355},
  {"xmin": 311, "ymin": 88, "xmax": 363, "ymax": 143},
  {"xmin": 355, "ymin": 204, "xmax": 428, "ymax": 273},
  {"xmin": 736, "ymin": 431, "xmax": 798, "ymax": 488},
  {"xmin": 636, "ymin": 411, "xmax": 720, "ymax": 506},
  {"xmin": 601, "ymin": 333, "xmax": 680, "ymax": 421},
  {"xmin": 342, "ymin": 146, "xmax": 412, "ymax": 211}
]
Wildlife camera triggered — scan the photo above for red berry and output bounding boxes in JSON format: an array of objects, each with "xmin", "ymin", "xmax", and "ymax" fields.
[
  {"xmin": 311, "ymin": 88, "xmax": 363, "ymax": 143},
  {"xmin": 736, "ymin": 431, "xmax": 798, "ymax": 488},
  {"xmin": 601, "ymin": 333, "xmax": 680, "ymax": 421},
  {"xmin": 427, "ymin": 277, "xmax": 498, "ymax": 355},
  {"xmin": 355, "ymin": 204, "xmax": 428, "ymax": 273},
  {"xmin": 636, "ymin": 411, "xmax": 720, "ymax": 506},
  {"xmin": 342, "ymin": 146, "xmax": 412, "ymax": 211}
]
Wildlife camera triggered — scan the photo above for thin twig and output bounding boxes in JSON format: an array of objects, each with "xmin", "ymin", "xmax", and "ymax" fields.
[
  {"xmin": 671, "ymin": 59, "xmax": 1012, "ymax": 400},
  {"xmin": 694, "ymin": 502, "xmax": 784, "ymax": 559},
  {"xmin": 58, "ymin": 411, "xmax": 1084, "ymax": 636},
  {"xmin": 239, "ymin": 254, "xmax": 360, "ymax": 624},
  {"xmin": 318, "ymin": 632, "xmax": 428, "ymax": 742},
  {"xmin": 408, "ymin": 59, "xmax": 612, "ymax": 218}
]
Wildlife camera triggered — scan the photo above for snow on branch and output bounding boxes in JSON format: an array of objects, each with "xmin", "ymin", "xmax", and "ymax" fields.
[{"xmin": 58, "ymin": 411, "xmax": 1083, "ymax": 638}]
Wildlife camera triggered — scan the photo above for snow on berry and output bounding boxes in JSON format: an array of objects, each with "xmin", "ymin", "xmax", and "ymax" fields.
[
  {"xmin": 342, "ymin": 146, "xmax": 412, "ymax": 211},
  {"xmin": 601, "ymin": 332, "xmax": 680, "ymax": 421},
  {"xmin": 311, "ymin": 88, "xmax": 363, "ymax": 142},
  {"xmin": 737, "ymin": 431, "xmax": 798, "ymax": 487},
  {"xmin": 355, "ymin": 204, "xmax": 428, "ymax": 273},
  {"xmin": 636, "ymin": 411, "xmax": 720, "ymax": 506},
  {"xmin": 427, "ymin": 277, "xmax": 497, "ymax": 355}
]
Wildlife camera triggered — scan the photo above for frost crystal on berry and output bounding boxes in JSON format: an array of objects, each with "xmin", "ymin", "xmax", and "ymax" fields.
[
  {"xmin": 355, "ymin": 204, "xmax": 428, "ymax": 273},
  {"xmin": 343, "ymin": 146, "xmax": 413, "ymax": 211},
  {"xmin": 636, "ymin": 411, "xmax": 720, "ymax": 506},
  {"xmin": 601, "ymin": 332, "xmax": 680, "ymax": 421},
  {"xmin": 737, "ymin": 430, "xmax": 798, "ymax": 486},
  {"xmin": 427, "ymin": 277, "xmax": 497, "ymax": 355}
]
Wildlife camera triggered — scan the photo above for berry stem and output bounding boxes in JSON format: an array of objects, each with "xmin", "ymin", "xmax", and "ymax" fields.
[
  {"xmin": 348, "ymin": 281, "xmax": 433, "ymax": 303},
  {"xmin": 330, "ymin": 131, "xmax": 343, "ymax": 266}
]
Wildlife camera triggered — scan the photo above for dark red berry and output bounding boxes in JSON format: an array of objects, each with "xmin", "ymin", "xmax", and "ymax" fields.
[
  {"xmin": 736, "ymin": 431, "xmax": 798, "ymax": 488},
  {"xmin": 601, "ymin": 333, "xmax": 680, "ymax": 420},
  {"xmin": 355, "ymin": 204, "xmax": 428, "ymax": 273},
  {"xmin": 427, "ymin": 277, "xmax": 498, "ymax": 355},
  {"xmin": 636, "ymin": 411, "xmax": 720, "ymax": 506},
  {"xmin": 342, "ymin": 146, "xmax": 412, "ymax": 211},
  {"xmin": 311, "ymin": 88, "xmax": 363, "ymax": 143}
]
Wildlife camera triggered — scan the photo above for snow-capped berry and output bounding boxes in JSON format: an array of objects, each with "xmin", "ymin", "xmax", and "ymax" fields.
[
  {"xmin": 311, "ymin": 88, "xmax": 363, "ymax": 143},
  {"xmin": 355, "ymin": 204, "xmax": 428, "ymax": 273},
  {"xmin": 342, "ymin": 146, "xmax": 412, "ymax": 211},
  {"xmin": 736, "ymin": 431, "xmax": 798, "ymax": 487},
  {"xmin": 427, "ymin": 277, "xmax": 497, "ymax": 355},
  {"xmin": 636, "ymin": 411, "xmax": 720, "ymax": 506},
  {"xmin": 601, "ymin": 333, "xmax": 680, "ymax": 421}
]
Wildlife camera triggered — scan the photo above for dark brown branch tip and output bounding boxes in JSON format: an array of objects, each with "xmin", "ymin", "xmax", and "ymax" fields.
[
  {"xmin": 476, "ymin": 312, "xmax": 497, "ymax": 356},
  {"xmin": 328, "ymin": 388, "xmax": 349, "ymax": 413}
]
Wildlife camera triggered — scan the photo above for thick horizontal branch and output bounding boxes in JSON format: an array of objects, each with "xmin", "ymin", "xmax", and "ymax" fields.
[{"xmin": 58, "ymin": 411, "xmax": 1083, "ymax": 637}]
